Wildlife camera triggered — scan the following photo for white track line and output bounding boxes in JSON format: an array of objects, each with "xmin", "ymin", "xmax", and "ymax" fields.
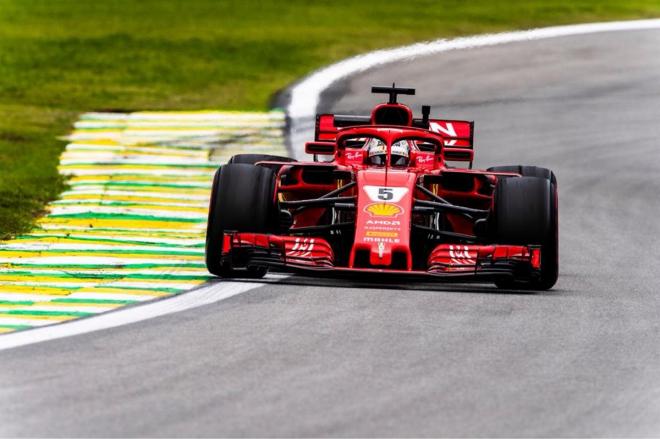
[
  {"xmin": 0, "ymin": 281, "xmax": 263, "ymax": 350},
  {"xmin": 287, "ymin": 18, "xmax": 660, "ymax": 157},
  {"xmin": 3, "ymin": 19, "xmax": 660, "ymax": 351}
]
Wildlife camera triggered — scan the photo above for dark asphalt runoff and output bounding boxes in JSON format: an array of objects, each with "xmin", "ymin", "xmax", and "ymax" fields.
[{"xmin": 3, "ymin": 29, "xmax": 660, "ymax": 437}]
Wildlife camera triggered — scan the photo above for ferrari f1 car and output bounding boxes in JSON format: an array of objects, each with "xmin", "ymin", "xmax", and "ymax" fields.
[{"xmin": 205, "ymin": 85, "xmax": 558, "ymax": 289}]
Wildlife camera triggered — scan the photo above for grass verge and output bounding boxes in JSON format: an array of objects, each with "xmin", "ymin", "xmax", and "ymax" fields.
[{"xmin": 1, "ymin": 0, "xmax": 659, "ymax": 238}]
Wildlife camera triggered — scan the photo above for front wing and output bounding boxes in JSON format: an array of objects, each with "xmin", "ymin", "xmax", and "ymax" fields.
[{"xmin": 220, "ymin": 233, "xmax": 542, "ymax": 283}]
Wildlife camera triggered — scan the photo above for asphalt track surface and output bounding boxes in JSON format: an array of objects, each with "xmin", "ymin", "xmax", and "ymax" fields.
[{"xmin": 3, "ymin": 29, "xmax": 660, "ymax": 437}]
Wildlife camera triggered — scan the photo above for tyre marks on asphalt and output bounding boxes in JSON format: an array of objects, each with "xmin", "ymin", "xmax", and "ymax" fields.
[{"xmin": 0, "ymin": 111, "xmax": 287, "ymax": 334}]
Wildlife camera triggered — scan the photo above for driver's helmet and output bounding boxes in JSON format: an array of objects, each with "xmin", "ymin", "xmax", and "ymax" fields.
[
  {"xmin": 365, "ymin": 138, "xmax": 412, "ymax": 166},
  {"xmin": 365, "ymin": 137, "xmax": 387, "ymax": 166},
  {"xmin": 390, "ymin": 139, "xmax": 411, "ymax": 167}
]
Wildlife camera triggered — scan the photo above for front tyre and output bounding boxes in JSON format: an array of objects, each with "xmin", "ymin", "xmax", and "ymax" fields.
[
  {"xmin": 205, "ymin": 164, "xmax": 277, "ymax": 277},
  {"xmin": 491, "ymin": 176, "xmax": 558, "ymax": 290}
]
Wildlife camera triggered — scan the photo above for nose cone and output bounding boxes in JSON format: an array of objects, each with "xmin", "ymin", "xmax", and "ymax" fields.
[{"xmin": 350, "ymin": 169, "xmax": 415, "ymax": 269}]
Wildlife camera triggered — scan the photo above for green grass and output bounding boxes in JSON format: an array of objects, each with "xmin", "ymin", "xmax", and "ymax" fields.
[{"xmin": 1, "ymin": 0, "xmax": 659, "ymax": 238}]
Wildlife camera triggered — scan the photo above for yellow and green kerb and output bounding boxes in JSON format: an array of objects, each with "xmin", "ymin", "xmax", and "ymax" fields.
[{"xmin": 0, "ymin": 110, "xmax": 287, "ymax": 334}]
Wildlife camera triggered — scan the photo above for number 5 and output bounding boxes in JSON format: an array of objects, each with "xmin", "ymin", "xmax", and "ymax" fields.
[{"xmin": 378, "ymin": 188, "xmax": 393, "ymax": 201}]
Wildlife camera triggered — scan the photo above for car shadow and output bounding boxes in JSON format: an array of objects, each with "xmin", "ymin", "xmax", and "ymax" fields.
[{"xmin": 207, "ymin": 271, "xmax": 563, "ymax": 297}]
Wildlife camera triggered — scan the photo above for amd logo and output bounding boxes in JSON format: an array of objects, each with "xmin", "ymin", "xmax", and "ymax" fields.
[{"xmin": 366, "ymin": 220, "xmax": 401, "ymax": 226}]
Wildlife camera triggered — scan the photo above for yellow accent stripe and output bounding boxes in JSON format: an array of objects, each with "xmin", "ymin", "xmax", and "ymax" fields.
[
  {"xmin": 76, "ymin": 287, "xmax": 169, "ymax": 297},
  {"xmin": 67, "ymin": 174, "xmax": 213, "ymax": 183},
  {"xmin": 0, "ymin": 251, "xmax": 202, "ymax": 260},
  {"xmin": 0, "ymin": 286, "xmax": 74, "ymax": 295},
  {"xmin": 0, "ymin": 313, "xmax": 77, "ymax": 322},
  {"xmin": 57, "ymin": 194, "xmax": 209, "ymax": 205},
  {"xmin": 37, "ymin": 218, "xmax": 205, "ymax": 230}
]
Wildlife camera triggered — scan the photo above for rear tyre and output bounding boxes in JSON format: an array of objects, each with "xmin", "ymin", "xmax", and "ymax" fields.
[
  {"xmin": 487, "ymin": 165, "xmax": 556, "ymax": 186},
  {"xmin": 205, "ymin": 163, "xmax": 277, "ymax": 277},
  {"xmin": 490, "ymin": 176, "xmax": 558, "ymax": 290},
  {"xmin": 205, "ymin": 168, "xmax": 225, "ymax": 276},
  {"xmin": 228, "ymin": 154, "xmax": 295, "ymax": 171}
]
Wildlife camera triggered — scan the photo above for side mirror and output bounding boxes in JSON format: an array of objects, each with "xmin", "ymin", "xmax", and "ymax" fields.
[
  {"xmin": 443, "ymin": 147, "xmax": 474, "ymax": 162},
  {"xmin": 305, "ymin": 141, "xmax": 336, "ymax": 155}
]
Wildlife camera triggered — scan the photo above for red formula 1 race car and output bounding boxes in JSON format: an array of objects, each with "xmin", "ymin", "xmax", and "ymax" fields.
[{"xmin": 205, "ymin": 85, "xmax": 558, "ymax": 289}]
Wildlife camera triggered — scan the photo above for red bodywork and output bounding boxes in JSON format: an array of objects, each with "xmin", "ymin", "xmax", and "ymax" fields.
[{"xmin": 219, "ymin": 99, "xmax": 542, "ymax": 282}]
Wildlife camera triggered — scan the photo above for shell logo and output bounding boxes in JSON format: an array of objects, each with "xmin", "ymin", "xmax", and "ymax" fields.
[{"xmin": 364, "ymin": 203, "xmax": 403, "ymax": 217}]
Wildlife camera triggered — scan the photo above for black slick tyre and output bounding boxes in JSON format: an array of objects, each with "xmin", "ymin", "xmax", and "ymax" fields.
[
  {"xmin": 487, "ymin": 165, "xmax": 556, "ymax": 186},
  {"xmin": 228, "ymin": 154, "xmax": 295, "ymax": 171},
  {"xmin": 491, "ymin": 176, "xmax": 558, "ymax": 290},
  {"xmin": 205, "ymin": 163, "xmax": 277, "ymax": 277}
]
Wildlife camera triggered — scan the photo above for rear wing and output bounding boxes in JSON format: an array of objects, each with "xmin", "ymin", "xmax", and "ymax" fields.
[{"xmin": 314, "ymin": 114, "xmax": 475, "ymax": 166}]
